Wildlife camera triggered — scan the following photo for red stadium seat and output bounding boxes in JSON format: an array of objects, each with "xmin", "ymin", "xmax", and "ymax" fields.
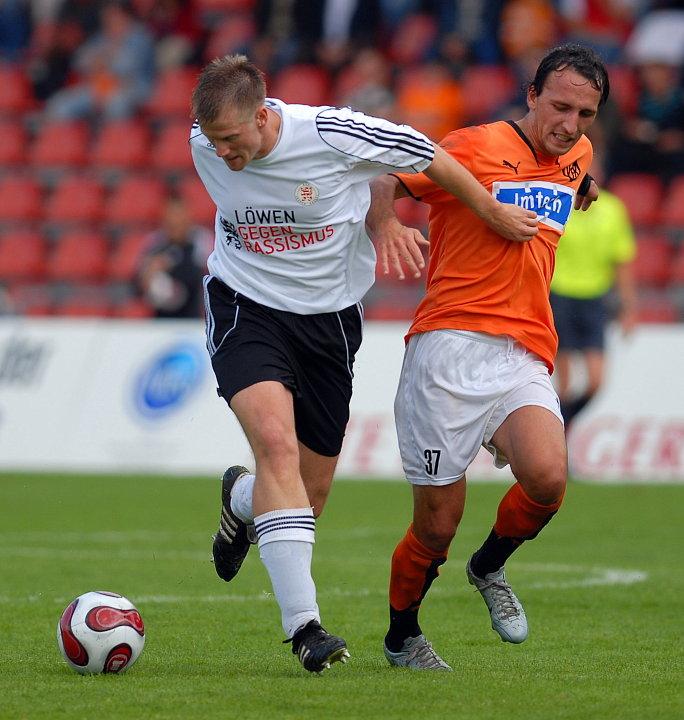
[
  {"xmin": 105, "ymin": 176, "xmax": 166, "ymax": 226},
  {"xmin": 636, "ymin": 292, "xmax": 678, "ymax": 323},
  {"xmin": 47, "ymin": 231, "xmax": 109, "ymax": 282},
  {"xmin": 178, "ymin": 174, "xmax": 216, "ymax": 225},
  {"xmin": 660, "ymin": 176, "xmax": 684, "ymax": 228},
  {"xmin": 6, "ymin": 283, "xmax": 53, "ymax": 316},
  {"xmin": 632, "ymin": 233, "xmax": 672, "ymax": 287},
  {"xmin": 195, "ymin": 0, "xmax": 255, "ymax": 9},
  {"xmin": 107, "ymin": 231, "xmax": 151, "ymax": 281},
  {"xmin": 606, "ymin": 65, "xmax": 638, "ymax": 116},
  {"xmin": 460, "ymin": 64, "xmax": 516, "ymax": 123},
  {"xmin": 203, "ymin": 15, "xmax": 256, "ymax": 62},
  {"xmin": 146, "ymin": 67, "xmax": 198, "ymax": 119},
  {"xmin": 608, "ymin": 173, "xmax": 663, "ymax": 226},
  {"xmin": 44, "ymin": 175, "xmax": 105, "ymax": 224},
  {"xmin": 151, "ymin": 121, "xmax": 195, "ymax": 173},
  {"xmin": 55, "ymin": 286, "xmax": 112, "ymax": 317},
  {"xmin": 270, "ymin": 65, "xmax": 331, "ymax": 106},
  {"xmin": 28, "ymin": 121, "xmax": 90, "ymax": 168},
  {"xmin": 0, "ymin": 64, "xmax": 35, "ymax": 114},
  {"xmin": 389, "ymin": 13, "xmax": 438, "ymax": 66},
  {"xmin": 0, "ymin": 176, "xmax": 42, "ymax": 222},
  {"xmin": 0, "ymin": 231, "xmax": 47, "ymax": 281},
  {"xmin": 112, "ymin": 297, "xmax": 154, "ymax": 319},
  {"xmin": 91, "ymin": 119, "xmax": 151, "ymax": 169},
  {"xmin": 0, "ymin": 119, "xmax": 27, "ymax": 165}
]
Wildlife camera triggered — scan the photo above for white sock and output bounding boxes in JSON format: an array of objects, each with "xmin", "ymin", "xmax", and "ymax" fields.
[
  {"xmin": 229, "ymin": 473, "xmax": 255, "ymax": 523},
  {"xmin": 255, "ymin": 507, "xmax": 319, "ymax": 638}
]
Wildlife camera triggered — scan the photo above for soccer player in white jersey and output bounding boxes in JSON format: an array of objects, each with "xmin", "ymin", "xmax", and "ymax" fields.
[{"xmin": 190, "ymin": 54, "xmax": 538, "ymax": 673}]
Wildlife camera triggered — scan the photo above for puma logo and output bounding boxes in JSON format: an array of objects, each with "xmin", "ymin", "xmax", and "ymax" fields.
[{"xmin": 503, "ymin": 160, "xmax": 520, "ymax": 174}]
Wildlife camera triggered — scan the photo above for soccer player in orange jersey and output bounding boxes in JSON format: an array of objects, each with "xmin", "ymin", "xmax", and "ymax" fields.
[{"xmin": 367, "ymin": 45, "xmax": 608, "ymax": 669}]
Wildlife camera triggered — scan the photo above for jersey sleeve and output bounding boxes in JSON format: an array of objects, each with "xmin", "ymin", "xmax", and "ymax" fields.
[
  {"xmin": 393, "ymin": 128, "xmax": 477, "ymax": 203},
  {"xmin": 315, "ymin": 106, "xmax": 435, "ymax": 175}
]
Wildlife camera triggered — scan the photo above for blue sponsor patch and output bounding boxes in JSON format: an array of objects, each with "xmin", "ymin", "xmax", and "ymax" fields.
[
  {"xmin": 492, "ymin": 181, "xmax": 575, "ymax": 231},
  {"xmin": 133, "ymin": 343, "xmax": 204, "ymax": 419}
]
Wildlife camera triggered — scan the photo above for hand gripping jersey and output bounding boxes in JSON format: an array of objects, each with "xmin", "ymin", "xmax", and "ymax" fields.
[
  {"xmin": 395, "ymin": 120, "xmax": 593, "ymax": 372},
  {"xmin": 190, "ymin": 99, "xmax": 434, "ymax": 314}
]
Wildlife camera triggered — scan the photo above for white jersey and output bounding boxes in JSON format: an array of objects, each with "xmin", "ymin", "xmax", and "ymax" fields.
[{"xmin": 190, "ymin": 99, "xmax": 434, "ymax": 314}]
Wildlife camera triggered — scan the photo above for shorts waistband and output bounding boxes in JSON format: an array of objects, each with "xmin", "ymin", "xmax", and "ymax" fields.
[{"xmin": 445, "ymin": 329, "xmax": 514, "ymax": 347}]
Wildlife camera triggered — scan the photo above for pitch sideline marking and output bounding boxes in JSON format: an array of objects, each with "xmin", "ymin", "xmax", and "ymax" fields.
[{"xmin": 0, "ymin": 564, "xmax": 648, "ymax": 605}]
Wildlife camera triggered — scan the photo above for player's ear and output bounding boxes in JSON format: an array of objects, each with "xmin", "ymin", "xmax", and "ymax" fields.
[
  {"xmin": 255, "ymin": 106, "xmax": 268, "ymax": 129},
  {"xmin": 526, "ymin": 84, "xmax": 538, "ymax": 111}
]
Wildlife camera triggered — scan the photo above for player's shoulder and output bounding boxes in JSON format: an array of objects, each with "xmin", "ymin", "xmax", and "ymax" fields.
[
  {"xmin": 189, "ymin": 120, "xmax": 210, "ymax": 149},
  {"xmin": 440, "ymin": 121, "xmax": 511, "ymax": 150}
]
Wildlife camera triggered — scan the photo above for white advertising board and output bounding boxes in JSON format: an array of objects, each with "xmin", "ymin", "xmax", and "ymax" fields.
[{"xmin": 0, "ymin": 318, "xmax": 682, "ymax": 481}]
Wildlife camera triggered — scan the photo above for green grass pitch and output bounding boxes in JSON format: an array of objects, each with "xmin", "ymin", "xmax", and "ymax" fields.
[{"xmin": 0, "ymin": 473, "xmax": 681, "ymax": 720}]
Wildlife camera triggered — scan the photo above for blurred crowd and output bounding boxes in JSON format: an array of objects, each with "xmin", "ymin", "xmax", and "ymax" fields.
[{"xmin": 0, "ymin": 0, "xmax": 682, "ymax": 320}]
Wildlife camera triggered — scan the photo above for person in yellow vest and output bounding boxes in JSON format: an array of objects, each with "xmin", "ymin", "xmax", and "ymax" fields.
[{"xmin": 550, "ymin": 161, "xmax": 637, "ymax": 430}]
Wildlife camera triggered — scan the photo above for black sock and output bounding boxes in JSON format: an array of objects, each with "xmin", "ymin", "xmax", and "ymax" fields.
[
  {"xmin": 560, "ymin": 392, "xmax": 593, "ymax": 427},
  {"xmin": 385, "ymin": 607, "xmax": 421, "ymax": 652},
  {"xmin": 469, "ymin": 529, "xmax": 523, "ymax": 578}
]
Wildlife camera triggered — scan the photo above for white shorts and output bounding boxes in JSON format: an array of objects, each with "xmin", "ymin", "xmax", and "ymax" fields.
[{"xmin": 394, "ymin": 330, "xmax": 563, "ymax": 485}]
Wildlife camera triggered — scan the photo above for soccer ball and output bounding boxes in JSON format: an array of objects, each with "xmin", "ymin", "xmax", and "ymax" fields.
[{"xmin": 57, "ymin": 591, "xmax": 145, "ymax": 674}]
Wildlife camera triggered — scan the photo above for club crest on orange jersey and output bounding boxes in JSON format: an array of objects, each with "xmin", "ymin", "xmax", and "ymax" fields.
[{"xmin": 562, "ymin": 160, "xmax": 581, "ymax": 181}]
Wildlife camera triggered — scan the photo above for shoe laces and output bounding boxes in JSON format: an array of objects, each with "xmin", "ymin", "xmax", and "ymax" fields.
[
  {"xmin": 406, "ymin": 639, "xmax": 447, "ymax": 669},
  {"xmin": 480, "ymin": 579, "xmax": 520, "ymax": 620}
]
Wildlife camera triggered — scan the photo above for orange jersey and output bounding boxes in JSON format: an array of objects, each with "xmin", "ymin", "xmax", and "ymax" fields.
[{"xmin": 396, "ymin": 120, "xmax": 593, "ymax": 372}]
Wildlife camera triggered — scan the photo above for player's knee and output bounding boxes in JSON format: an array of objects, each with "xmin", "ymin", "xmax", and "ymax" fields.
[
  {"xmin": 253, "ymin": 424, "xmax": 299, "ymax": 468},
  {"xmin": 521, "ymin": 462, "xmax": 567, "ymax": 505},
  {"xmin": 414, "ymin": 516, "xmax": 458, "ymax": 553}
]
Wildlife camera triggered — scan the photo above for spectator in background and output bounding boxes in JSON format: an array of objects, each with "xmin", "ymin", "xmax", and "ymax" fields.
[
  {"xmin": 609, "ymin": 8, "xmax": 684, "ymax": 181},
  {"xmin": 0, "ymin": 0, "xmax": 31, "ymax": 60},
  {"xmin": 550, "ymin": 158, "xmax": 637, "ymax": 431},
  {"xmin": 44, "ymin": 0, "xmax": 154, "ymax": 121},
  {"xmin": 133, "ymin": 0, "xmax": 204, "ymax": 70},
  {"xmin": 336, "ymin": 47, "xmax": 396, "ymax": 119},
  {"xmin": 137, "ymin": 197, "xmax": 211, "ymax": 319}
]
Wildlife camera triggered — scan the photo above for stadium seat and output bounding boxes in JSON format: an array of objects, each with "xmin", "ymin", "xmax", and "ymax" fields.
[
  {"xmin": 632, "ymin": 233, "xmax": 672, "ymax": 287},
  {"xmin": 389, "ymin": 13, "xmax": 438, "ymax": 66},
  {"xmin": 0, "ymin": 176, "xmax": 42, "ymax": 222},
  {"xmin": 635, "ymin": 292, "xmax": 678, "ymax": 323},
  {"xmin": 150, "ymin": 121, "xmax": 195, "ymax": 173},
  {"xmin": 47, "ymin": 231, "xmax": 109, "ymax": 283},
  {"xmin": 44, "ymin": 175, "xmax": 105, "ymax": 224},
  {"xmin": 6, "ymin": 283, "xmax": 53, "ymax": 316},
  {"xmin": 178, "ymin": 174, "xmax": 216, "ymax": 225},
  {"xmin": 459, "ymin": 65, "xmax": 516, "ymax": 123},
  {"xmin": 0, "ymin": 63, "xmax": 35, "ymax": 114},
  {"xmin": 105, "ymin": 176, "xmax": 166, "ymax": 226},
  {"xmin": 28, "ymin": 121, "xmax": 90, "ymax": 168},
  {"xmin": 0, "ymin": 119, "xmax": 27, "ymax": 166},
  {"xmin": 660, "ymin": 175, "xmax": 684, "ymax": 228},
  {"xmin": 54, "ymin": 285, "xmax": 112, "ymax": 317},
  {"xmin": 203, "ymin": 14, "xmax": 256, "ymax": 62},
  {"xmin": 606, "ymin": 65, "xmax": 638, "ymax": 116},
  {"xmin": 91, "ymin": 119, "xmax": 151, "ymax": 169},
  {"xmin": 0, "ymin": 231, "xmax": 47, "ymax": 281},
  {"xmin": 608, "ymin": 173, "xmax": 663, "ymax": 226},
  {"xmin": 270, "ymin": 65, "xmax": 331, "ymax": 106},
  {"xmin": 145, "ymin": 67, "xmax": 198, "ymax": 119},
  {"xmin": 112, "ymin": 297, "xmax": 153, "ymax": 319},
  {"xmin": 195, "ymin": 0, "xmax": 255, "ymax": 9},
  {"xmin": 107, "ymin": 231, "xmax": 151, "ymax": 282}
]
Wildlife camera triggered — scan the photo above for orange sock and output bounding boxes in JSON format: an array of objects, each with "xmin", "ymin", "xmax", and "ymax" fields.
[
  {"xmin": 389, "ymin": 524, "xmax": 448, "ymax": 612},
  {"xmin": 494, "ymin": 483, "xmax": 564, "ymax": 539}
]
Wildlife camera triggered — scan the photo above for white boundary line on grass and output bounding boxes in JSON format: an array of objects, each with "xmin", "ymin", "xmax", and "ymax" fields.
[{"xmin": 0, "ymin": 563, "xmax": 648, "ymax": 605}]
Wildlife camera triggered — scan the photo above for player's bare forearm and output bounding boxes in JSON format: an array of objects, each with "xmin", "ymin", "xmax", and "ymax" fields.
[
  {"xmin": 367, "ymin": 175, "xmax": 428, "ymax": 280},
  {"xmin": 424, "ymin": 145, "xmax": 538, "ymax": 242}
]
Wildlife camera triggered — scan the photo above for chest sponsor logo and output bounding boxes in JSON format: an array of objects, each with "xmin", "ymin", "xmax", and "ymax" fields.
[
  {"xmin": 492, "ymin": 181, "xmax": 575, "ymax": 232},
  {"xmin": 294, "ymin": 182, "xmax": 319, "ymax": 205}
]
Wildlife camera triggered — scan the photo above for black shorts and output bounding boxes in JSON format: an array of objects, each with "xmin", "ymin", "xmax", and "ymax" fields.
[
  {"xmin": 203, "ymin": 276, "xmax": 364, "ymax": 457},
  {"xmin": 550, "ymin": 291, "xmax": 607, "ymax": 351}
]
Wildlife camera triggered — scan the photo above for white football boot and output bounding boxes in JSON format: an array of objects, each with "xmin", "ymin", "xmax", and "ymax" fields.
[
  {"xmin": 384, "ymin": 635, "xmax": 452, "ymax": 670},
  {"xmin": 466, "ymin": 561, "xmax": 528, "ymax": 643}
]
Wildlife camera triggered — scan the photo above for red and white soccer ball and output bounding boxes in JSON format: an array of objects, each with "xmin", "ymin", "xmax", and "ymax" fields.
[{"xmin": 57, "ymin": 591, "xmax": 145, "ymax": 674}]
